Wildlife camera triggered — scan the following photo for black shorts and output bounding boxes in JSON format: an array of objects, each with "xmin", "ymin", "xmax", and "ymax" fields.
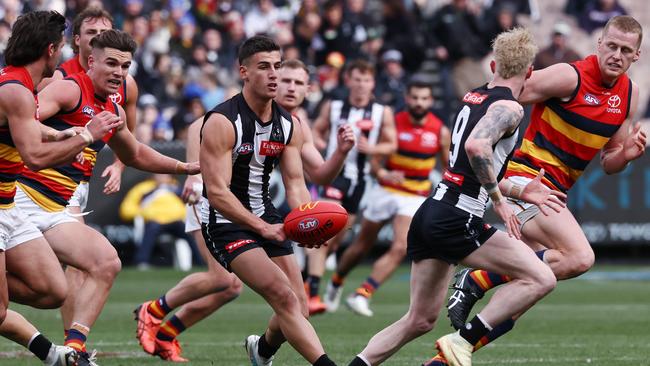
[
  {"xmin": 201, "ymin": 213, "xmax": 293, "ymax": 272},
  {"xmin": 321, "ymin": 175, "xmax": 366, "ymax": 214},
  {"xmin": 407, "ymin": 198, "xmax": 497, "ymax": 264}
]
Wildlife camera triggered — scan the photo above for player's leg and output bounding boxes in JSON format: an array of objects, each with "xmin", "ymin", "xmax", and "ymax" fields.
[
  {"xmin": 349, "ymin": 259, "xmax": 453, "ymax": 366},
  {"xmin": 347, "ymin": 214, "xmax": 409, "ymax": 317},
  {"xmin": 0, "ymin": 309, "xmax": 78, "ymax": 365},
  {"xmin": 44, "ymin": 221, "xmax": 121, "ymax": 354},
  {"xmin": 0, "ymin": 253, "xmax": 7, "ymax": 325},
  {"xmin": 60, "ymin": 204, "xmax": 87, "ymax": 337},
  {"xmin": 435, "ymin": 231, "xmax": 556, "ymax": 366}
]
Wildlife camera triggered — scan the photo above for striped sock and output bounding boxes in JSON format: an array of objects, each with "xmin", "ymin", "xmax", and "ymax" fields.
[
  {"xmin": 469, "ymin": 270, "xmax": 511, "ymax": 292},
  {"xmin": 64, "ymin": 329, "xmax": 69, "ymax": 340},
  {"xmin": 355, "ymin": 277, "xmax": 380, "ymax": 298},
  {"xmin": 148, "ymin": 295, "xmax": 172, "ymax": 319},
  {"xmin": 156, "ymin": 315, "xmax": 186, "ymax": 341},
  {"xmin": 473, "ymin": 318, "xmax": 515, "ymax": 351},
  {"xmin": 331, "ymin": 273, "xmax": 345, "ymax": 288},
  {"xmin": 64, "ymin": 329, "xmax": 87, "ymax": 352}
]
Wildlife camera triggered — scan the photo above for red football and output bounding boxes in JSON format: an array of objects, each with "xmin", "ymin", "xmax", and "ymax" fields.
[{"xmin": 284, "ymin": 201, "xmax": 348, "ymax": 245}]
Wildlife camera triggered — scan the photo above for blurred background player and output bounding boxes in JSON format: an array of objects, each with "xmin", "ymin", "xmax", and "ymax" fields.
[
  {"xmin": 327, "ymin": 79, "xmax": 450, "ymax": 317},
  {"xmin": 311, "ymin": 59, "xmax": 397, "ymax": 313}
]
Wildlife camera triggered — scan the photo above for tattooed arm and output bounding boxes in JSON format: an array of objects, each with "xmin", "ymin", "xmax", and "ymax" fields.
[{"xmin": 465, "ymin": 100, "xmax": 524, "ymax": 237}]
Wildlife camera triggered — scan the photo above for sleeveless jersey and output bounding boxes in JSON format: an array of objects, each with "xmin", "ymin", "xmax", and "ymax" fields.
[
  {"xmin": 18, "ymin": 72, "xmax": 119, "ymax": 212},
  {"xmin": 381, "ymin": 110, "xmax": 443, "ymax": 196},
  {"xmin": 506, "ymin": 55, "xmax": 632, "ymax": 192},
  {"xmin": 58, "ymin": 57, "xmax": 128, "ymax": 107},
  {"xmin": 201, "ymin": 93, "xmax": 294, "ymax": 224},
  {"xmin": 433, "ymin": 85, "xmax": 519, "ymax": 217},
  {"xmin": 325, "ymin": 99, "xmax": 384, "ymax": 185},
  {"xmin": 0, "ymin": 66, "xmax": 37, "ymax": 208}
]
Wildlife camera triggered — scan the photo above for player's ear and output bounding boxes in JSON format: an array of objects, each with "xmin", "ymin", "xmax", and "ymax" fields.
[
  {"xmin": 47, "ymin": 43, "xmax": 56, "ymax": 58},
  {"xmin": 632, "ymin": 49, "xmax": 641, "ymax": 63},
  {"xmin": 88, "ymin": 54, "xmax": 94, "ymax": 69},
  {"xmin": 490, "ymin": 60, "xmax": 496, "ymax": 74},
  {"xmin": 74, "ymin": 34, "xmax": 81, "ymax": 50},
  {"xmin": 239, "ymin": 64, "xmax": 247, "ymax": 81}
]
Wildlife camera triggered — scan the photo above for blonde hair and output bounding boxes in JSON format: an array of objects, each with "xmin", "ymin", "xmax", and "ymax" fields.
[
  {"xmin": 492, "ymin": 27, "xmax": 538, "ymax": 79},
  {"xmin": 603, "ymin": 15, "xmax": 643, "ymax": 48}
]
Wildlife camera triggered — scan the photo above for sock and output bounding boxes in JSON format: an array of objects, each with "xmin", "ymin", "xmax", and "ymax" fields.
[
  {"xmin": 156, "ymin": 315, "xmax": 186, "ymax": 341},
  {"xmin": 473, "ymin": 318, "xmax": 515, "ymax": 351},
  {"xmin": 469, "ymin": 270, "xmax": 510, "ymax": 292},
  {"xmin": 306, "ymin": 275, "xmax": 321, "ymax": 298},
  {"xmin": 355, "ymin": 277, "xmax": 380, "ymax": 298},
  {"xmin": 459, "ymin": 314, "xmax": 492, "ymax": 346},
  {"xmin": 331, "ymin": 273, "xmax": 345, "ymax": 288},
  {"xmin": 257, "ymin": 332, "xmax": 281, "ymax": 359},
  {"xmin": 28, "ymin": 333, "xmax": 52, "ymax": 361},
  {"xmin": 63, "ymin": 328, "xmax": 87, "ymax": 352},
  {"xmin": 313, "ymin": 354, "xmax": 337, "ymax": 366},
  {"xmin": 148, "ymin": 295, "xmax": 172, "ymax": 319},
  {"xmin": 348, "ymin": 355, "xmax": 370, "ymax": 366},
  {"xmin": 536, "ymin": 249, "xmax": 548, "ymax": 262}
]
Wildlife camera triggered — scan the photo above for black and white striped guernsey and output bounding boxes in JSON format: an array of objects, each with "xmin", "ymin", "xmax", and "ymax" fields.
[
  {"xmin": 432, "ymin": 84, "xmax": 520, "ymax": 217},
  {"xmin": 325, "ymin": 99, "xmax": 384, "ymax": 187},
  {"xmin": 201, "ymin": 93, "xmax": 294, "ymax": 224}
]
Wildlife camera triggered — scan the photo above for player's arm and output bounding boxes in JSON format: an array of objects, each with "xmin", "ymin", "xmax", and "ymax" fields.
[
  {"xmin": 518, "ymin": 63, "xmax": 579, "ymax": 105},
  {"xmin": 311, "ymin": 99, "xmax": 331, "ymax": 151},
  {"xmin": 362, "ymin": 106, "xmax": 397, "ymax": 155},
  {"xmin": 302, "ymin": 118, "xmax": 355, "ymax": 185},
  {"xmin": 102, "ymin": 75, "xmax": 140, "ymax": 194},
  {"xmin": 181, "ymin": 117, "xmax": 204, "ymax": 203},
  {"xmin": 465, "ymin": 100, "xmax": 524, "ymax": 238},
  {"xmin": 600, "ymin": 82, "xmax": 646, "ymax": 174},
  {"xmin": 282, "ymin": 116, "xmax": 312, "ymax": 209},
  {"xmin": 438, "ymin": 125, "xmax": 451, "ymax": 168},
  {"xmin": 0, "ymin": 85, "xmax": 117, "ymax": 170},
  {"xmin": 200, "ymin": 113, "xmax": 283, "ymax": 240},
  {"xmin": 107, "ymin": 105, "xmax": 198, "ymax": 174},
  {"xmin": 36, "ymin": 69, "xmax": 64, "ymax": 92}
]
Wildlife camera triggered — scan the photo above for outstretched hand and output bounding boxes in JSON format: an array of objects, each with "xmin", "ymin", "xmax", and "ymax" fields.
[
  {"xmin": 623, "ymin": 122, "xmax": 647, "ymax": 162},
  {"xmin": 519, "ymin": 168, "xmax": 567, "ymax": 216}
]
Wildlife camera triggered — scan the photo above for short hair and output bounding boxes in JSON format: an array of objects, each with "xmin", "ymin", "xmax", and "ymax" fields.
[
  {"xmin": 90, "ymin": 29, "xmax": 137, "ymax": 55},
  {"xmin": 280, "ymin": 59, "xmax": 309, "ymax": 75},
  {"xmin": 603, "ymin": 15, "xmax": 643, "ymax": 48},
  {"xmin": 4, "ymin": 11, "xmax": 66, "ymax": 67},
  {"xmin": 345, "ymin": 59, "xmax": 375, "ymax": 76},
  {"xmin": 492, "ymin": 27, "xmax": 538, "ymax": 79},
  {"xmin": 71, "ymin": 6, "xmax": 114, "ymax": 54},
  {"xmin": 406, "ymin": 79, "xmax": 433, "ymax": 95},
  {"xmin": 238, "ymin": 35, "xmax": 281, "ymax": 65}
]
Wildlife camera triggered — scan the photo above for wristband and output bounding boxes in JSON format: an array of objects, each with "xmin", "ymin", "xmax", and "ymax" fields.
[
  {"xmin": 46, "ymin": 129, "xmax": 57, "ymax": 142},
  {"xmin": 486, "ymin": 185, "xmax": 502, "ymax": 203},
  {"xmin": 175, "ymin": 161, "xmax": 187, "ymax": 174},
  {"xmin": 506, "ymin": 183, "xmax": 523, "ymax": 199},
  {"xmin": 79, "ymin": 129, "xmax": 93, "ymax": 145}
]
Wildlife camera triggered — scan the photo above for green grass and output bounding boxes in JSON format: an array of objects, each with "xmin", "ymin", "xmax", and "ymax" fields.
[{"xmin": 3, "ymin": 265, "xmax": 650, "ymax": 365}]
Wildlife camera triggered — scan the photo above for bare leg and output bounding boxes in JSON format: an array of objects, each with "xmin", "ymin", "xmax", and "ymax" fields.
[
  {"xmin": 61, "ymin": 208, "xmax": 87, "ymax": 330},
  {"xmin": 358, "ymin": 259, "xmax": 453, "ymax": 365},
  {"xmin": 364, "ymin": 215, "xmax": 410, "ymax": 284},
  {"xmin": 0, "ymin": 253, "xmax": 7, "ymax": 325},
  {"xmin": 0, "ymin": 310, "xmax": 38, "ymax": 346},
  {"xmin": 335, "ymin": 219, "xmax": 383, "ymax": 278}
]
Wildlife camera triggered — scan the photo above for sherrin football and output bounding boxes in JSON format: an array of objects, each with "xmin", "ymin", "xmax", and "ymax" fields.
[{"xmin": 284, "ymin": 201, "xmax": 348, "ymax": 245}]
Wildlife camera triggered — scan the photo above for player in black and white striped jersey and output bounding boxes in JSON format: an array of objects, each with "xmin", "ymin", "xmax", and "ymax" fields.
[{"xmin": 200, "ymin": 36, "xmax": 338, "ymax": 366}]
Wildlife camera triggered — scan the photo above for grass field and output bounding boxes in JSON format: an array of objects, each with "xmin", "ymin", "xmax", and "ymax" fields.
[{"xmin": 2, "ymin": 264, "xmax": 650, "ymax": 365}]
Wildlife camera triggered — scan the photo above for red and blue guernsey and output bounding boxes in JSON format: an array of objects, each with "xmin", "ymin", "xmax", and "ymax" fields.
[
  {"xmin": 0, "ymin": 66, "xmax": 38, "ymax": 209},
  {"xmin": 18, "ymin": 72, "xmax": 119, "ymax": 212},
  {"xmin": 381, "ymin": 110, "xmax": 443, "ymax": 196},
  {"xmin": 58, "ymin": 57, "xmax": 128, "ymax": 106},
  {"xmin": 506, "ymin": 55, "xmax": 632, "ymax": 192}
]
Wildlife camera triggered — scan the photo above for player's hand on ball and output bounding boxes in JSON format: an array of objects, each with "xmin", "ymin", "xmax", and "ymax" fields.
[{"xmin": 260, "ymin": 223, "xmax": 287, "ymax": 242}]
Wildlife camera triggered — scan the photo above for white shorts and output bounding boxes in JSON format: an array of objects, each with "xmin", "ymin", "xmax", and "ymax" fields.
[
  {"xmin": 15, "ymin": 186, "xmax": 78, "ymax": 232},
  {"xmin": 363, "ymin": 185, "xmax": 426, "ymax": 223},
  {"xmin": 67, "ymin": 181, "xmax": 89, "ymax": 211},
  {"xmin": 0, "ymin": 205, "xmax": 44, "ymax": 251},
  {"xmin": 505, "ymin": 176, "xmax": 541, "ymax": 229},
  {"xmin": 185, "ymin": 202, "xmax": 202, "ymax": 233}
]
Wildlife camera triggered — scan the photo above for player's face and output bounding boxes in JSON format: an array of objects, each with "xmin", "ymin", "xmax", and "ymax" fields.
[
  {"xmin": 347, "ymin": 69, "xmax": 375, "ymax": 100},
  {"xmin": 77, "ymin": 17, "xmax": 112, "ymax": 58},
  {"xmin": 45, "ymin": 38, "xmax": 65, "ymax": 78},
  {"xmin": 88, "ymin": 47, "xmax": 132, "ymax": 96},
  {"xmin": 405, "ymin": 86, "xmax": 433, "ymax": 121},
  {"xmin": 276, "ymin": 67, "xmax": 309, "ymax": 111},
  {"xmin": 240, "ymin": 51, "xmax": 282, "ymax": 99},
  {"xmin": 597, "ymin": 25, "xmax": 640, "ymax": 84}
]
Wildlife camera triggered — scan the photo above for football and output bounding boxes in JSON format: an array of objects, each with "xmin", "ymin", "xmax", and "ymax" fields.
[{"xmin": 284, "ymin": 201, "xmax": 348, "ymax": 245}]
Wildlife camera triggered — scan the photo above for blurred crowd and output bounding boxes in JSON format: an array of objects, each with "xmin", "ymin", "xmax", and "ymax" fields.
[{"xmin": 0, "ymin": 0, "xmax": 635, "ymax": 142}]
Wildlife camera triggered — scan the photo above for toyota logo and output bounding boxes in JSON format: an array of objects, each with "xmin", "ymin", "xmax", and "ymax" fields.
[{"xmin": 607, "ymin": 95, "xmax": 621, "ymax": 108}]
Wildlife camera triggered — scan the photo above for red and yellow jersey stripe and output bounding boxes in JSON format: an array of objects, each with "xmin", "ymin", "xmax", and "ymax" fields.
[{"xmin": 506, "ymin": 55, "xmax": 631, "ymax": 192}]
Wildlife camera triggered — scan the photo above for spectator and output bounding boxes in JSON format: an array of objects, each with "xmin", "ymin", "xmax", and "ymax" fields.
[
  {"xmin": 171, "ymin": 84, "xmax": 206, "ymax": 141},
  {"xmin": 482, "ymin": 2, "xmax": 519, "ymax": 46},
  {"xmin": 578, "ymin": 0, "xmax": 627, "ymax": 34},
  {"xmin": 375, "ymin": 49, "xmax": 407, "ymax": 110},
  {"xmin": 243, "ymin": 0, "xmax": 286, "ymax": 37},
  {"xmin": 534, "ymin": 22, "xmax": 582, "ymax": 70},
  {"xmin": 316, "ymin": 0, "xmax": 358, "ymax": 65},
  {"xmin": 135, "ymin": 94, "xmax": 159, "ymax": 145},
  {"xmin": 381, "ymin": 0, "xmax": 425, "ymax": 73},
  {"xmin": 120, "ymin": 174, "xmax": 200, "ymax": 269},
  {"xmin": 221, "ymin": 11, "xmax": 246, "ymax": 69},
  {"xmin": 294, "ymin": 11, "xmax": 322, "ymax": 65}
]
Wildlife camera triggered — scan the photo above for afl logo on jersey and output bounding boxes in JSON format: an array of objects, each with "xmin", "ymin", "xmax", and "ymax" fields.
[
  {"xmin": 82, "ymin": 106, "xmax": 95, "ymax": 117},
  {"xmin": 109, "ymin": 93, "xmax": 122, "ymax": 104},
  {"xmin": 583, "ymin": 94, "xmax": 600, "ymax": 105},
  {"xmin": 237, "ymin": 143, "xmax": 254, "ymax": 155}
]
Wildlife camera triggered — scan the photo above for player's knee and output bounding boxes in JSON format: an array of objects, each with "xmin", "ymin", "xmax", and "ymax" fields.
[
  {"xmin": 91, "ymin": 250, "xmax": 121, "ymax": 281},
  {"xmin": 388, "ymin": 241, "xmax": 407, "ymax": 260},
  {"xmin": 406, "ymin": 312, "xmax": 436, "ymax": 336},
  {"xmin": 567, "ymin": 249, "xmax": 594, "ymax": 278},
  {"xmin": 222, "ymin": 278, "xmax": 243, "ymax": 301},
  {"xmin": 265, "ymin": 284, "xmax": 300, "ymax": 313},
  {"xmin": 0, "ymin": 307, "xmax": 7, "ymax": 325},
  {"xmin": 44, "ymin": 280, "xmax": 68, "ymax": 308}
]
